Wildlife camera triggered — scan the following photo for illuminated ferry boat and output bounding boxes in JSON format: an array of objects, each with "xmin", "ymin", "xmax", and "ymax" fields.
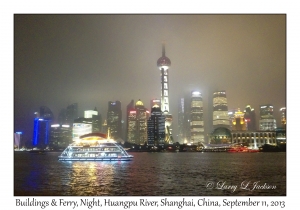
[
  {"xmin": 58, "ymin": 132, "xmax": 133, "ymax": 161},
  {"xmin": 227, "ymin": 145, "xmax": 259, "ymax": 153}
]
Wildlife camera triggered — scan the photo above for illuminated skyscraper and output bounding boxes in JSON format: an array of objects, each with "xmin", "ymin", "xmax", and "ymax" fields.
[
  {"xmin": 157, "ymin": 44, "xmax": 172, "ymax": 143},
  {"xmin": 126, "ymin": 100, "xmax": 136, "ymax": 142},
  {"xmin": 280, "ymin": 107, "xmax": 286, "ymax": 128},
  {"xmin": 135, "ymin": 100, "xmax": 150, "ymax": 145},
  {"xmin": 147, "ymin": 104, "xmax": 165, "ymax": 147},
  {"xmin": 126, "ymin": 99, "xmax": 150, "ymax": 145},
  {"xmin": 232, "ymin": 108, "xmax": 246, "ymax": 131},
  {"xmin": 244, "ymin": 105, "xmax": 256, "ymax": 131},
  {"xmin": 150, "ymin": 99, "xmax": 161, "ymax": 110},
  {"xmin": 14, "ymin": 132, "xmax": 22, "ymax": 149},
  {"xmin": 178, "ymin": 98, "xmax": 185, "ymax": 143},
  {"xmin": 50, "ymin": 124, "xmax": 72, "ymax": 149},
  {"xmin": 228, "ymin": 108, "xmax": 239, "ymax": 130},
  {"xmin": 107, "ymin": 101, "xmax": 122, "ymax": 140},
  {"xmin": 84, "ymin": 107, "xmax": 102, "ymax": 132},
  {"xmin": 32, "ymin": 106, "xmax": 53, "ymax": 148},
  {"xmin": 259, "ymin": 104, "xmax": 277, "ymax": 131},
  {"xmin": 72, "ymin": 107, "xmax": 102, "ymax": 139},
  {"xmin": 190, "ymin": 91, "xmax": 205, "ymax": 143},
  {"xmin": 212, "ymin": 91, "xmax": 230, "ymax": 129}
]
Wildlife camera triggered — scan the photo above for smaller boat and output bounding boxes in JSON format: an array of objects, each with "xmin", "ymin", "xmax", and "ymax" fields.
[{"xmin": 28, "ymin": 148, "xmax": 46, "ymax": 154}]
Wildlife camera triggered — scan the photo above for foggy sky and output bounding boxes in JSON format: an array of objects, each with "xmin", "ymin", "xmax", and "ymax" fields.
[{"xmin": 14, "ymin": 14, "xmax": 286, "ymax": 143}]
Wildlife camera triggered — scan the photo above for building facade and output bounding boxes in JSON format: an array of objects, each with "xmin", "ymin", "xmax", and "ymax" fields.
[
  {"xmin": 259, "ymin": 104, "xmax": 277, "ymax": 131},
  {"xmin": 58, "ymin": 103, "xmax": 78, "ymax": 126},
  {"xmin": 212, "ymin": 91, "xmax": 230, "ymax": 129},
  {"xmin": 126, "ymin": 99, "xmax": 149, "ymax": 145},
  {"xmin": 190, "ymin": 91, "xmax": 205, "ymax": 143},
  {"xmin": 209, "ymin": 129, "xmax": 277, "ymax": 149},
  {"xmin": 147, "ymin": 104, "xmax": 165, "ymax": 147},
  {"xmin": 280, "ymin": 107, "xmax": 286, "ymax": 128},
  {"xmin": 232, "ymin": 108, "xmax": 247, "ymax": 131},
  {"xmin": 32, "ymin": 118, "xmax": 51, "ymax": 148},
  {"xmin": 150, "ymin": 99, "xmax": 161, "ymax": 110},
  {"xmin": 32, "ymin": 106, "xmax": 53, "ymax": 148},
  {"xmin": 50, "ymin": 124, "xmax": 72, "ymax": 149},
  {"xmin": 228, "ymin": 108, "xmax": 239, "ymax": 130},
  {"xmin": 107, "ymin": 101, "xmax": 122, "ymax": 140},
  {"xmin": 244, "ymin": 105, "xmax": 256, "ymax": 131},
  {"xmin": 178, "ymin": 98, "xmax": 185, "ymax": 143},
  {"xmin": 84, "ymin": 108, "xmax": 102, "ymax": 132},
  {"xmin": 231, "ymin": 131, "xmax": 277, "ymax": 149}
]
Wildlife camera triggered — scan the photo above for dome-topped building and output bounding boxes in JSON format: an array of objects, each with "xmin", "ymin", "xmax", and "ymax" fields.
[{"xmin": 135, "ymin": 99, "xmax": 144, "ymax": 106}]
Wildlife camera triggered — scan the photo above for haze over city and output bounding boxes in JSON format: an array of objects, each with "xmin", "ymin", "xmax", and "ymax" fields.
[{"xmin": 14, "ymin": 14, "xmax": 286, "ymax": 144}]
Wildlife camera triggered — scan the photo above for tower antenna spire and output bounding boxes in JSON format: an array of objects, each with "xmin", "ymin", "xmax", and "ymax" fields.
[{"xmin": 162, "ymin": 41, "xmax": 165, "ymax": 56}]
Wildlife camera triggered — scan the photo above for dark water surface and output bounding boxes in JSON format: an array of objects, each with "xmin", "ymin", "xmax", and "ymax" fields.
[{"xmin": 14, "ymin": 152, "xmax": 286, "ymax": 196}]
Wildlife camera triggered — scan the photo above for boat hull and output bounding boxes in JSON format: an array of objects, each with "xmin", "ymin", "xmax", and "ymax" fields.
[{"xmin": 58, "ymin": 155, "xmax": 133, "ymax": 161}]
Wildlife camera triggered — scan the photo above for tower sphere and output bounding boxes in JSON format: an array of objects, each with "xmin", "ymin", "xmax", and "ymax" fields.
[
  {"xmin": 157, "ymin": 43, "xmax": 171, "ymax": 69},
  {"xmin": 157, "ymin": 56, "xmax": 171, "ymax": 68}
]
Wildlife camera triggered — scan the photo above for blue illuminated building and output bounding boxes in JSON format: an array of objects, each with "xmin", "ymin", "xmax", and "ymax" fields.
[
  {"xmin": 32, "ymin": 106, "xmax": 53, "ymax": 148},
  {"xmin": 32, "ymin": 118, "xmax": 51, "ymax": 147}
]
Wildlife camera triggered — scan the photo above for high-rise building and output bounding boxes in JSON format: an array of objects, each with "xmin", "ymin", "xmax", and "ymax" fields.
[
  {"xmin": 232, "ymin": 108, "xmax": 246, "ymax": 131},
  {"xmin": 101, "ymin": 119, "xmax": 108, "ymax": 134},
  {"xmin": 58, "ymin": 103, "xmax": 78, "ymax": 126},
  {"xmin": 107, "ymin": 101, "xmax": 122, "ymax": 140},
  {"xmin": 126, "ymin": 100, "xmax": 135, "ymax": 142},
  {"xmin": 228, "ymin": 108, "xmax": 239, "ymax": 130},
  {"xmin": 58, "ymin": 108, "xmax": 67, "ymax": 125},
  {"xmin": 178, "ymin": 98, "xmax": 185, "ymax": 143},
  {"xmin": 14, "ymin": 132, "xmax": 22, "ymax": 149},
  {"xmin": 276, "ymin": 107, "xmax": 286, "ymax": 145},
  {"xmin": 190, "ymin": 91, "xmax": 205, "ymax": 143},
  {"xmin": 157, "ymin": 44, "xmax": 173, "ymax": 143},
  {"xmin": 259, "ymin": 104, "xmax": 277, "ymax": 131},
  {"xmin": 280, "ymin": 107, "xmax": 286, "ymax": 128},
  {"xmin": 127, "ymin": 110, "xmax": 136, "ymax": 143},
  {"xmin": 126, "ymin": 99, "xmax": 150, "ymax": 145},
  {"xmin": 72, "ymin": 108, "xmax": 102, "ymax": 137},
  {"xmin": 40, "ymin": 106, "xmax": 54, "ymax": 120},
  {"xmin": 66, "ymin": 103, "xmax": 78, "ymax": 124},
  {"xmin": 150, "ymin": 99, "xmax": 161, "ymax": 110},
  {"xmin": 84, "ymin": 107, "xmax": 102, "ymax": 132},
  {"xmin": 212, "ymin": 91, "xmax": 230, "ymax": 129},
  {"xmin": 244, "ymin": 105, "xmax": 256, "ymax": 131},
  {"xmin": 50, "ymin": 124, "xmax": 72, "ymax": 149},
  {"xmin": 147, "ymin": 104, "xmax": 165, "ymax": 147},
  {"xmin": 32, "ymin": 106, "xmax": 53, "ymax": 148}
]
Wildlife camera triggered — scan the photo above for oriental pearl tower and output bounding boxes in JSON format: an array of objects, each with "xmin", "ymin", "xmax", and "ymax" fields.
[{"xmin": 157, "ymin": 43, "xmax": 173, "ymax": 143}]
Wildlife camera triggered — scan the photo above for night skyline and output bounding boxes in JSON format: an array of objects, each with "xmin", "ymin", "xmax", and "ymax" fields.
[{"xmin": 14, "ymin": 14, "xmax": 286, "ymax": 144}]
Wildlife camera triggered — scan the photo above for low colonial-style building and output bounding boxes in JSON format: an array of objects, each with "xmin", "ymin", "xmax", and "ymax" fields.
[
  {"xmin": 209, "ymin": 127, "xmax": 277, "ymax": 149},
  {"xmin": 231, "ymin": 131, "xmax": 277, "ymax": 149}
]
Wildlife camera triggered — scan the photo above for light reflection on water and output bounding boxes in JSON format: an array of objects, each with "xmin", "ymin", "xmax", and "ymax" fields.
[{"xmin": 14, "ymin": 152, "xmax": 286, "ymax": 196}]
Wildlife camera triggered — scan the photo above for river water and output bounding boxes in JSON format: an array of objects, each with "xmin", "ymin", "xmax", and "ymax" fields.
[{"xmin": 14, "ymin": 151, "xmax": 286, "ymax": 196}]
